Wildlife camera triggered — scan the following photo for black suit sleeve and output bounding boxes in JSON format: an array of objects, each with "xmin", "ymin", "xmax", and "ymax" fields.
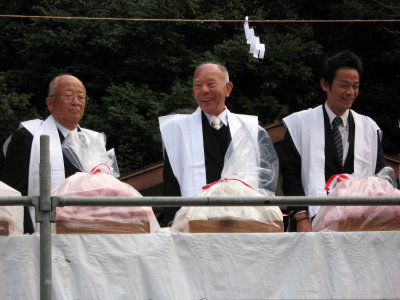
[
  {"xmin": 279, "ymin": 129, "xmax": 307, "ymax": 215},
  {"xmin": 163, "ymin": 150, "xmax": 181, "ymax": 197},
  {"xmin": 159, "ymin": 149, "xmax": 181, "ymax": 227},
  {"xmin": 280, "ymin": 130, "xmax": 305, "ymax": 197},
  {"xmin": 3, "ymin": 127, "xmax": 35, "ymax": 234},
  {"xmin": 0, "ymin": 149, "xmax": 5, "ymax": 182},
  {"xmin": 3, "ymin": 127, "xmax": 33, "ymax": 196}
]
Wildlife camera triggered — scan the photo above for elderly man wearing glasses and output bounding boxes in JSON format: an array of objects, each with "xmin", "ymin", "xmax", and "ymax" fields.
[{"xmin": 3, "ymin": 74, "xmax": 99, "ymax": 234}]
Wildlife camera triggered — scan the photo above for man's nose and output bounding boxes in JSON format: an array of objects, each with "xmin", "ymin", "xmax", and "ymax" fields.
[
  {"xmin": 70, "ymin": 94, "xmax": 79, "ymax": 104},
  {"xmin": 200, "ymin": 85, "xmax": 210, "ymax": 94},
  {"xmin": 346, "ymin": 86, "xmax": 355, "ymax": 95}
]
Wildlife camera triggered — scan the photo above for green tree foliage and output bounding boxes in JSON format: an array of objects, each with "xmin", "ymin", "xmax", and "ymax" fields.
[
  {"xmin": 0, "ymin": 72, "xmax": 39, "ymax": 143},
  {"xmin": 0, "ymin": 0, "xmax": 398, "ymax": 175},
  {"xmin": 86, "ymin": 82, "xmax": 165, "ymax": 171}
]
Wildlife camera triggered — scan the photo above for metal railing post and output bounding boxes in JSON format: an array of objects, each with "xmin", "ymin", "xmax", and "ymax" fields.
[{"xmin": 39, "ymin": 135, "xmax": 52, "ymax": 300}]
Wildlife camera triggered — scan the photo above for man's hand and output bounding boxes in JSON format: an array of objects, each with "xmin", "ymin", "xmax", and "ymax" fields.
[{"xmin": 295, "ymin": 212, "xmax": 312, "ymax": 232}]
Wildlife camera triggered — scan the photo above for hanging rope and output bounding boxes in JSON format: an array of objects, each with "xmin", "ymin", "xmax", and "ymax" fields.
[{"xmin": 0, "ymin": 15, "xmax": 399, "ymax": 23}]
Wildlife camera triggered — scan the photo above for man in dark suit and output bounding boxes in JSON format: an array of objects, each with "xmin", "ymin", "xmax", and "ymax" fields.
[
  {"xmin": 3, "ymin": 74, "xmax": 97, "ymax": 233},
  {"xmin": 158, "ymin": 63, "xmax": 259, "ymax": 227},
  {"xmin": 280, "ymin": 51, "xmax": 385, "ymax": 232}
]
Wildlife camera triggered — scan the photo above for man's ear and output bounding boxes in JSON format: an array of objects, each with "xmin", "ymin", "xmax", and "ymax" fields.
[
  {"xmin": 46, "ymin": 97, "xmax": 54, "ymax": 112},
  {"xmin": 225, "ymin": 81, "xmax": 233, "ymax": 97},
  {"xmin": 320, "ymin": 79, "xmax": 329, "ymax": 92}
]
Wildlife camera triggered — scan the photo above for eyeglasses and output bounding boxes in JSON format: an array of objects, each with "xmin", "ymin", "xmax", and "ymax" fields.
[{"xmin": 50, "ymin": 92, "xmax": 89, "ymax": 103}]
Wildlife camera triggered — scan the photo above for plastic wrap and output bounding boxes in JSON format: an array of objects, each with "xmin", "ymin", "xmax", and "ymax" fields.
[
  {"xmin": 52, "ymin": 172, "xmax": 160, "ymax": 233},
  {"xmin": 62, "ymin": 131, "xmax": 120, "ymax": 178},
  {"xmin": 171, "ymin": 124, "xmax": 283, "ymax": 233},
  {"xmin": 313, "ymin": 167, "xmax": 400, "ymax": 232},
  {"xmin": 0, "ymin": 181, "xmax": 24, "ymax": 235}
]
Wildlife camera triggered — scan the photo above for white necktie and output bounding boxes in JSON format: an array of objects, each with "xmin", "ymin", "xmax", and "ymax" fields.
[{"xmin": 211, "ymin": 116, "xmax": 222, "ymax": 130}]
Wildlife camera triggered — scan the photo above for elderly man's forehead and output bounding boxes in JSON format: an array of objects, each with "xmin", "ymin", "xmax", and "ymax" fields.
[
  {"xmin": 56, "ymin": 76, "xmax": 85, "ymax": 88},
  {"xmin": 193, "ymin": 76, "xmax": 219, "ymax": 83}
]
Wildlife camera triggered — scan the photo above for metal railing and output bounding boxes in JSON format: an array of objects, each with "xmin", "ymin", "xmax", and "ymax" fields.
[{"xmin": 1, "ymin": 135, "xmax": 400, "ymax": 300}]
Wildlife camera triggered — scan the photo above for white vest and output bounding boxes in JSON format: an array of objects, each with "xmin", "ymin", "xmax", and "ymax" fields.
[
  {"xmin": 159, "ymin": 107, "xmax": 258, "ymax": 197},
  {"xmin": 283, "ymin": 105, "xmax": 380, "ymax": 217}
]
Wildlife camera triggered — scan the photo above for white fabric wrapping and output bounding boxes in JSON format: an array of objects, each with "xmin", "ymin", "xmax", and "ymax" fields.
[
  {"xmin": 0, "ymin": 233, "xmax": 399, "ymax": 299},
  {"xmin": 159, "ymin": 107, "xmax": 258, "ymax": 197},
  {"xmin": 283, "ymin": 105, "xmax": 380, "ymax": 217}
]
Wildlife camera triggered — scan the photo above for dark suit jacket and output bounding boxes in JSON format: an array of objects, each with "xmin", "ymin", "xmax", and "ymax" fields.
[
  {"xmin": 3, "ymin": 127, "xmax": 81, "ymax": 234},
  {"xmin": 159, "ymin": 111, "xmax": 231, "ymax": 227},
  {"xmin": 280, "ymin": 106, "xmax": 385, "ymax": 230}
]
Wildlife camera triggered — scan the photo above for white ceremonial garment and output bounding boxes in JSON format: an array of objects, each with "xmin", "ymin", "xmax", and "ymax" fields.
[
  {"xmin": 283, "ymin": 105, "xmax": 380, "ymax": 217},
  {"xmin": 159, "ymin": 107, "xmax": 258, "ymax": 197},
  {"xmin": 21, "ymin": 115, "xmax": 97, "ymax": 228}
]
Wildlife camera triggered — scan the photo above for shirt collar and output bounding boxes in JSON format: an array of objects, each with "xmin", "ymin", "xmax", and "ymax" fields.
[
  {"xmin": 204, "ymin": 107, "xmax": 228, "ymax": 126},
  {"xmin": 324, "ymin": 102, "xmax": 349, "ymax": 127},
  {"xmin": 54, "ymin": 119, "xmax": 78, "ymax": 137}
]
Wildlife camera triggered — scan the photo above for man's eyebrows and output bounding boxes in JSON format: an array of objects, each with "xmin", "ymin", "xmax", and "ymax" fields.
[
  {"xmin": 194, "ymin": 77, "xmax": 218, "ymax": 83},
  {"xmin": 339, "ymin": 80, "xmax": 359, "ymax": 85}
]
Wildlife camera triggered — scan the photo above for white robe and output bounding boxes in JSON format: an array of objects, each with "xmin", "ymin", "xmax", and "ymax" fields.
[
  {"xmin": 283, "ymin": 105, "xmax": 380, "ymax": 217},
  {"xmin": 159, "ymin": 107, "xmax": 258, "ymax": 197}
]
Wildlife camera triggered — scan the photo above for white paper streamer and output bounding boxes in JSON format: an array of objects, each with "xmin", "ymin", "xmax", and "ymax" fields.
[{"xmin": 244, "ymin": 16, "xmax": 265, "ymax": 59}]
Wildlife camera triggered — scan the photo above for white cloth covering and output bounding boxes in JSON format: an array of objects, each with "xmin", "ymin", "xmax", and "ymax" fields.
[
  {"xmin": 159, "ymin": 107, "xmax": 258, "ymax": 197},
  {"xmin": 283, "ymin": 105, "xmax": 380, "ymax": 217},
  {"xmin": 0, "ymin": 232, "xmax": 399, "ymax": 299}
]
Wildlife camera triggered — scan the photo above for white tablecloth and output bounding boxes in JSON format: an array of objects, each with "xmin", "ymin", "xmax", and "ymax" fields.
[{"xmin": 1, "ymin": 232, "xmax": 399, "ymax": 299}]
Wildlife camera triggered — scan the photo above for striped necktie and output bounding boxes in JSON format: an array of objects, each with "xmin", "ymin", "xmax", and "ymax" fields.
[{"xmin": 332, "ymin": 116, "xmax": 343, "ymax": 166}]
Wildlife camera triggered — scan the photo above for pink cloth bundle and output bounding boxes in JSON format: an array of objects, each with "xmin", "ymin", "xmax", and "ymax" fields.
[
  {"xmin": 313, "ymin": 173, "xmax": 400, "ymax": 232},
  {"xmin": 52, "ymin": 172, "xmax": 160, "ymax": 233}
]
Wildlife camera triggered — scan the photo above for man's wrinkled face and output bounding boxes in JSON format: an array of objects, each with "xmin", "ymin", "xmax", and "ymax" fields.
[
  {"xmin": 193, "ymin": 64, "xmax": 233, "ymax": 116},
  {"xmin": 46, "ymin": 75, "xmax": 86, "ymax": 130},
  {"xmin": 321, "ymin": 67, "xmax": 359, "ymax": 116}
]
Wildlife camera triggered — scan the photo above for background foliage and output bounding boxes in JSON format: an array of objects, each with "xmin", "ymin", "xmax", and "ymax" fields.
[{"xmin": 1, "ymin": 0, "xmax": 399, "ymax": 175}]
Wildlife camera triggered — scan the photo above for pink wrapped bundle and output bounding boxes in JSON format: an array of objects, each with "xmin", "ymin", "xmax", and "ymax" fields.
[
  {"xmin": 313, "ymin": 176, "xmax": 400, "ymax": 232},
  {"xmin": 52, "ymin": 172, "xmax": 160, "ymax": 233}
]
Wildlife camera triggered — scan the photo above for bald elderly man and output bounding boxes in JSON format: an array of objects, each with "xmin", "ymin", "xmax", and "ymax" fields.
[
  {"xmin": 3, "ymin": 74, "xmax": 99, "ymax": 233},
  {"xmin": 158, "ymin": 63, "xmax": 260, "ymax": 226}
]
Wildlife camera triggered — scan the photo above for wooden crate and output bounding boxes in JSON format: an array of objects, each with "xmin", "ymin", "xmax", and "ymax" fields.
[
  {"xmin": 188, "ymin": 219, "xmax": 283, "ymax": 233},
  {"xmin": 56, "ymin": 220, "xmax": 150, "ymax": 234},
  {"xmin": 0, "ymin": 221, "xmax": 9, "ymax": 236}
]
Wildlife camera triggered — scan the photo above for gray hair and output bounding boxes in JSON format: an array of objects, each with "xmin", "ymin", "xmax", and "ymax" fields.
[
  {"xmin": 193, "ymin": 62, "xmax": 229, "ymax": 84},
  {"xmin": 48, "ymin": 74, "xmax": 82, "ymax": 96}
]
